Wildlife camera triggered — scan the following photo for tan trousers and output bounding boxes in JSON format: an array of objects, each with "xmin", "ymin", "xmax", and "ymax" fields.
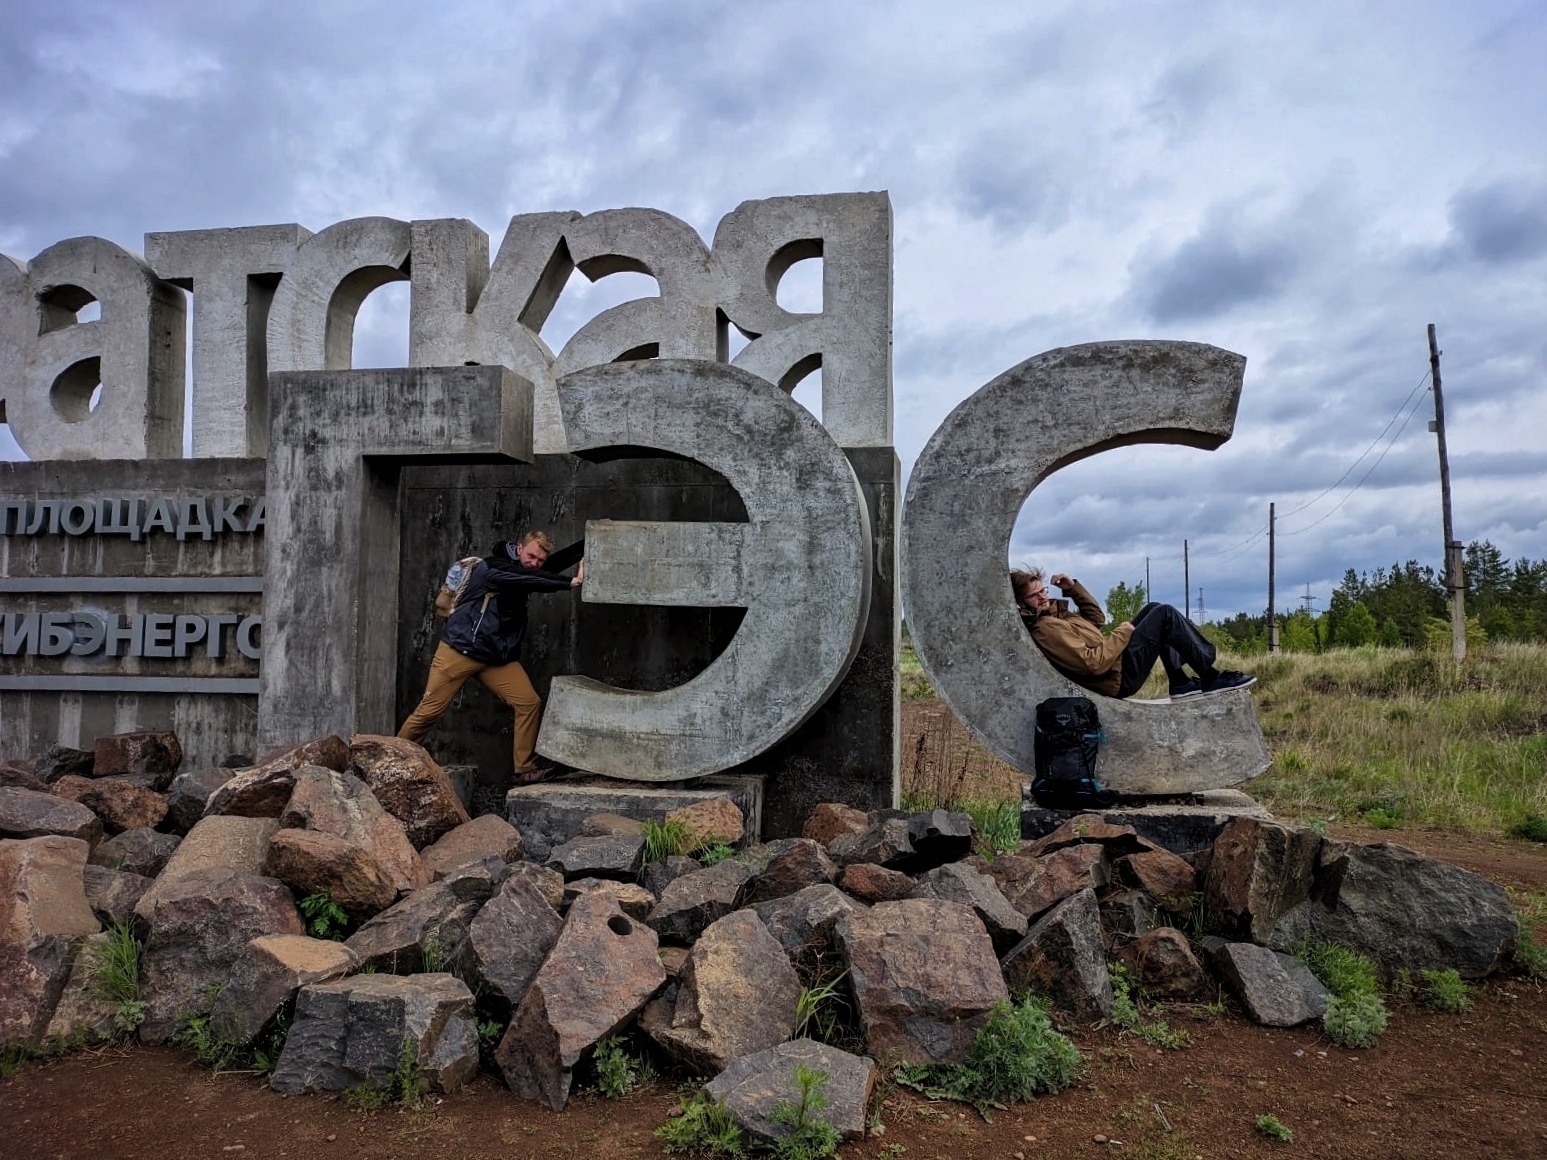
[{"xmin": 397, "ymin": 641, "xmax": 543, "ymax": 773}]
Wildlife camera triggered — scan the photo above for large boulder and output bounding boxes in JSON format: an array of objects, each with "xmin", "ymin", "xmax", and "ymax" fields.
[
  {"xmin": 1115, "ymin": 927, "xmax": 1210, "ymax": 1002},
  {"xmin": 504, "ymin": 860, "xmax": 566, "ymax": 909},
  {"xmin": 563, "ymin": 878, "xmax": 657, "ymax": 921},
  {"xmin": 802, "ymin": 802, "xmax": 869, "ymax": 845},
  {"xmin": 0, "ymin": 786, "xmax": 103, "ymax": 845},
  {"xmin": 836, "ymin": 898, "xmax": 1007, "ymax": 1066},
  {"xmin": 254, "ymin": 734, "xmax": 352, "ymax": 772},
  {"xmin": 984, "ymin": 842, "xmax": 1107, "ymax": 921},
  {"xmin": 90, "ymin": 828, "xmax": 180, "ymax": 878},
  {"xmin": 133, "ymin": 816, "xmax": 281, "ymax": 923},
  {"xmin": 348, "ymin": 735, "xmax": 469, "ymax": 848},
  {"xmin": 32, "ymin": 744, "xmax": 95, "ymax": 783},
  {"xmin": 0, "ymin": 763, "xmax": 49, "ymax": 793},
  {"xmin": 1208, "ymin": 941, "xmax": 1327, "ymax": 1027},
  {"xmin": 279, "ymin": 767, "xmax": 424, "ymax": 895},
  {"xmin": 52, "ymin": 777, "xmax": 168, "ymax": 835},
  {"xmin": 137, "ymin": 867, "xmax": 304, "ymax": 1043},
  {"xmin": 344, "ymin": 874, "xmax": 493, "ymax": 974},
  {"xmin": 838, "ymin": 862, "xmax": 914, "ymax": 903},
  {"xmin": 1202, "ymin": 817, "xmax": 1321, "ymax": 942},
  {"xmin": 647, "ymin": 857, "xmax": 758, "ymax": 944},
  {"xmin": 456, "ymin": 875, "xmax": 564, "ymax": 1018},
  {"xmin": 704, "ymin": 1039, "xmax": 875, "ymax": 1145},
  {"xmin": 82, "ymin": 864, "xmax": 154, "ymax": 929},
  {"xmin": 910, "ymin": 862, "xmax": 1027, "ymax": 953},
  {"xmin": 0, "ymin": 835, "xmax": 100, "ymax": 1045},
  {"xmin": 1268, "ymin": 840, "xmax": 1519, "ymax": 978},
  {"xmin": 752, "ymin": 884, "xmax": 864, "ymax": 966},
  {"xmin": 647, "ymin": 909, "xmax": 800, "ymax": 1074},
  {"xmin": 904, "ymin": 809, "xmax": 975, "ymax": 871},
  {"xmin": 666, "ymin": 797, "xmax": 744, "ymax": 847},
  {"xmin": 545, "ymin": 833, "xmax": 646, "ymax": 882},
  {"xmin": 744, "ymin": 839, "xmax": 838, "ymax": 905},
  {"xmin": 93, "ymin": 731, "xmax": 183, "ymax": 788},
  {"xmin": 165, "ymin": 767, "xmax": 235, "ymax": 833},
  {"xmin": 264, "ymin": 829, "xmax": 398, "ymax": 920},
  {"xmin": 420, "ymin": 814, "xmax": 525, "ymax": 882},
  {"xmin": 1000, "ymin": 888, "xmax": 1113, "ymax": 1021},
  {"xmin": 495, "ymin": 894, "xmax": 666, "ymax": 1110},
  {"xmin": 42, "ymin": 932, "xmax": 120, "ymax": 1043},
  {"xmin": 270, "ymin": 972, "xmax": 479, "ymax": 1095},
  {"xmin": 1113, "ymin": 848, "xmax": 1197, "ymax": 903},
  {"xmin": 208, "ymin": 934, "xmax": 357, "ymax": 1045},
  {"xmin": 827, "ymin": 814, "xmax": 914, "ymax": 869}
]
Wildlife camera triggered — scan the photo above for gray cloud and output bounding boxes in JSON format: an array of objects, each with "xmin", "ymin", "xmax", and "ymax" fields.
[
  {"xmin": 1130, "ymin": 213, "xmax": 1300, "ymax": 323},
  {"xmin": 1448, "ymin": 177, "xmax": 1547, "ymax": 264}
]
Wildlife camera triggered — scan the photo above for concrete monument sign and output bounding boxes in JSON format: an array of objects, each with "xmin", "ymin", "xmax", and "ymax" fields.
[
  {"xmin": 900, "ymin": 340, "xmax": 1271, "ymax": 794},
  {"xmin": 538, "ymin": 360, "xmax": 871, "ymax": 780}
]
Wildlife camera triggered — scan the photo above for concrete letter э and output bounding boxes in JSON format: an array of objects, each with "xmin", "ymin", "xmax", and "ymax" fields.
[
  {"xmin": 537, "ymin": 359, "xmax": 871, "ymax": 781},
  {"xmin": 900, "ymin": 340, "xmax": 1270, "ymax": 794}
]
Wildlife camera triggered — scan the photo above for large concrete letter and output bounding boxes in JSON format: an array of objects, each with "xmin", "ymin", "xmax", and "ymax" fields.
[
  {"xmin": 900, "ymin": 340, "xmax": 1270, "ymax": 794},
  {"xmin": 712, "ymin": 193, "xmax": 892, "ymax": 447},
  {"xmin": 409, "ymin": 213, "xmax": 577, "ymax": 455},
  {"xmin": 538, "ymin": 359, "xmax": 871, "ymax": 781},
  {"xmin": 0, "ymin": 238, "xmax": 185, "ymax": 460},
  {"xmin": 552, "ymin": 209, "xmax": 718, "ymax": 377},
  {"xmin": 258, "ymin": 365, "xmax": 533, "ymax": 751},
  {"xmin": 146, "ymin": 224, "xmax": 311, "ymax": 457},
  {"xmin": 0, "ymin": 253, "xmax": 25, "ymax": 434},
  {"xmin": 265, "ymin": 216, "xmax": 411, "ymax": 379}
]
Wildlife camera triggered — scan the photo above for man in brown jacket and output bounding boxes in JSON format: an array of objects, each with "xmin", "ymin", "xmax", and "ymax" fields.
[{"xmin": 1011, "ymin": 569, "xmax": 1254, "ymax": 699}]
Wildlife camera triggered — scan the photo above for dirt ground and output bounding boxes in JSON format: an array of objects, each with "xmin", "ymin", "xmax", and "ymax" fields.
[{"xmin": 5, "ymin": 702, "xmax": 1545, "ymax": 1160}]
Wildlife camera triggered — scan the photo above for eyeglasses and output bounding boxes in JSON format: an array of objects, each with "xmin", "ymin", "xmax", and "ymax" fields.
[{"xmin": 1026, "ymin": 587, "xmax": 1048, "ymax": 601}]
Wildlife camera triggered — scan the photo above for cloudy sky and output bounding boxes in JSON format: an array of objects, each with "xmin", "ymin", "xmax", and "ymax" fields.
[{"xmin": 2, "ymin": 0, "xmax": 1543, "ymax": 620}]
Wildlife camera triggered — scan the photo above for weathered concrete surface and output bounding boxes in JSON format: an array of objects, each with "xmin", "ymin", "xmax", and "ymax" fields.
[
  {"xmin": 711, "ymin": 192, "xmax": 893, "ymax": 449},
  {"xmin": 901, "ymin": 341, "xmax": 1270, "ymax": 793},
  {"xmin": 145, "ymin": 224, "xmax": 309, "ymax": 458},
  {"xmin": 538, "ymin": 360, "xmax": 871, "ymax": 781},
  {"xmin": 258, "ymin": 365, "xmax": 532, "ymax": 752},
  {"xmin": 506, "ymin": 776, "xmax": 763, "ymax": 861},
  {"xmin": 1020, "ymin": 789, "xmax": 1274, "ymax": 854},
  {"xmin": 2, "ymin": 236, "xmax": 185, "ymax": 461}
]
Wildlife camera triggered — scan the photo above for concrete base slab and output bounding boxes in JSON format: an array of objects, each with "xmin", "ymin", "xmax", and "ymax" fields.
[
  {"xmin": 506, "ymin": 774, "xmax": 764, "ymax": 861},
  {"xmin": 1021, "ymin": 787, "xmax": 1274, "ymax": 855}
]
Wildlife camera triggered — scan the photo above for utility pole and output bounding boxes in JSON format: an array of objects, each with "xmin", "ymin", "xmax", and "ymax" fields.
[
  {"xmin": 1145, "ymin": 557, "xmax": 1151, "ymax": 603},
  {"xmin": 1300, "ymin": 583, "xmax": 1317, "ymax": 614},
  {"xmin": 1268, "ymin": 502, "xmax": 1278, "ymax": 653},
  {"xmin": 1428, "ymin": 324, "xmax": 1465, "ymax": 660},
  {"xmin": 1183, "ymin": 540, "xmax": 1190, "ymax": 622}
]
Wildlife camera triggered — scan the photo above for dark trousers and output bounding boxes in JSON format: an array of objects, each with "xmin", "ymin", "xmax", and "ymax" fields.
[{"xmin": 1117, "ymin": 603, "xmax": 1218, "ymax": 698}]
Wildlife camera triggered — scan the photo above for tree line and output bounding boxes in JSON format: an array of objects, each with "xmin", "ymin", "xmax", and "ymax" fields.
[{"xmin": 1105, "ymin": 540, "xmax": 1547, "ymax": 654}]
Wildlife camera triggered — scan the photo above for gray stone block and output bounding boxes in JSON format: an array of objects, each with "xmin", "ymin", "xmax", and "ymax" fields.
[
  {"xmin": 705, "ymin": 1038, "xmax": 875, "ymax": 1145},
  {"xmin": 1020, "ymin": 789, "xmax": 1276, "ymax": 854},
  {"xmin": 1209, "ymin": 941, "xmax": 1327, "ymax": 1027},
  {"xmin": 901, "ymin": 341, "xmax": 1270, "ymax": 793}
]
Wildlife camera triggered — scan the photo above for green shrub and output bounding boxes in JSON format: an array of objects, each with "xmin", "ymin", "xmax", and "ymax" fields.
[
  {"xmin": 1511, "ymin": 914, "xmax": 1547, "ymax": 980},
  {"xmin": 643, "ymin": 818, "xmax": 696, "ymax": 862},
  {"xmin": 173, "ymin": 1011, "xmax": 245, "ymax": 1071},
  {"xmin": 299, "ymin": 891, "xmax": 350, "ymax": 940},
  {"xmin": 656, "ymin": 1090, "xmax": 747, "ymax": 1156},
  {"xmin": 793, "ymin": 973, "xmax": 847, "ymax": 1044},
  {"xmin": 345, "ymin": 1036, "xmax": 424, "ymax": 1110},
  {"xmin": 84, "ymin": 921, "xmax": 145, "ymax": 1034},
  {"xmin": 590, "ymin": 1035, "xmax": 654, "ymax": 1098},
  {"xmin": 956, "ymin": 798, "xmax": 1020, "ymax": 858},
  {"xmin": 1255, "ymin": 1113, "xmax": 1293, "ymax": 1143},
  {"xmin": 1322, "ymin": 991, "xmax": 1388, "ymax": 1049},
  {"xmin": 894, "ymin": 996, "xmax": 1080, "ymax": 1116},
  {"xmin": 696, "ymin": 842, "xmax": 737, "ymax": 867},
  {"xmin": 770, "ymin": 1065, "xmax": 842, "ymax": 1160},
  {"xmin": 1509, "ymin": 814, "xmax": 1547, "ymax": 843},
  {"xmin": 1295, "ymin": 939, "xmax": 1379, "ymax": 998},
  {"xmin": 1417, "ymin": 968, "xmax": 1472, "ymax": 1013}
]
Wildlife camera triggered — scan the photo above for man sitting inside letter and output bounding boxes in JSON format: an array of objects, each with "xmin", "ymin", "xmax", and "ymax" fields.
[
  {"xmin": 399, "ymin": 530, "xmax": 583, "ymax": 783},
  {"xmin": 1010, "ymin": 568, "xmax": 1254, "ymax": 699}
]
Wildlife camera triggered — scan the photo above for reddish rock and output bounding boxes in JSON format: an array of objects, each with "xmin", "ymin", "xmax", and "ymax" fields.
[
  {"xmin": 802, "ymin": 802, "xmax": 869, "ymax": 845},
  {"xmin": 31, "ymin": 745, "xmax": 95, "ymax": 782},
  {"xmin": 0, "ymin": 835, "xmax": 100, "ymax": 1045},
  {"xmin": 348, "ymin": 735, "xmax": 469, "ymax": 848},
  {"xmin": 828, "ymin": 816, "xmax": 914, "ymax": 868},
  {"xmin": 1024, "ymin": 815, "xmax": 1153, "ymax": 858},
  {"xmin": 1000, "ymin": 888, "xmax": 1113, "ymax": 1021},
  {"xmin": 647, "ymin": 909, "xmax": 800, "ymax": 1074},
  {"xmin": 910, "ymin": 862, "xmax": 1027, "ymax": 952},
  {"xmin": 836, "ymin": 898, "xmax": 1008, "ymax": 1065},
  {"xmin": 1116, "ymin": 927, "xmax": 1210, "ymax": 1002},
  {"xmin": 280, "ymin": 767, "xmax": 424, "ymax": 894},
  {"xmin": 52, "ymin": 776, "xmax": 168, "ymax": 834},
  {"xmin": 563, "ymin": 878, "xmax": 656, "ymax": 921},
  {"xmin": 265, "ymin": 828, "xmax": 398, "ymax": 920},
  {"xmin": 0, "ymin": 786, "xmax": 103, "ymax": 845},
  {"xmin": 0, "ymin": 763, "xmax": 49, "ymax": 793},
  {"xmin": 665, "ymin": 797, "xmax": 744, "ymax": 847},
  {"xmin": 986, "ymin": 842, "xmax": 1107, "ymax": 920},
  {"xmin": 92, "ymin": 731, "xmax": 183, "ymax": 788},
  {"xmin": 839, "ymin": 862, "xmax": 914, "ymax": 904},
  {"xmin": 647, "ymin": 857, "xmax": 757, "ymax": 944},
  {"xmin": 1202, "ymin": 817, "xmax": 1321, "ymax": 942},
  {"xmin": 420, "ymin": 814, "xmax": 525, "ymax": 881},
  {"xmin": 254, "ymin": 734, "xmax": 351, "ymax": 772},
  {"xmin": 134, "ymin": 815, "xmax": 281, "ymax": 922},
  {"xmin": 744, "ymin": 838, "xmax": 838, "ymax": 905},
  {"xmin": 208, "ymin": 934, "xmax": 357, "ymax": 1045},
  {"xmin": 577, "ymin": 812, "xmax": 645, "ymax": 838},
  {"xmin": 496, "ymin": 894, "xmax": 667, "ymax": 1110},
  {"xmin": 1114, "ymin": 848, "xmax": 1197, "ymax": 903}
]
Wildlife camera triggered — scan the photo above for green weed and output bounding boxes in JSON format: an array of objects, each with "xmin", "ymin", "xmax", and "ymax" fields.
[
  {"xmin": 1509, "ymin": 814, "xmax": 1547, "ymax": 843},
  {"xmin": 1322, "ymin": 992, "xmax": 1388, "ymax": 1049},
  {"xmin": 1295, "ymin": 939, "xmax": 1379, "ymax": 998},
  {"xmin": 770, "ymin": 1065, "xmax": 842, "ymax": 1160},
  {"xmin": 299, "ymin": 891, "xmax": 350, "ymax": 940},
  {"xmin": 1106, "ymin": 964, "xmax": 1188, "ymax": 1049},
  {"xmin": 590, "ymin": 1035, "xmax": 654, "ymax": 1098},
  {"xmin": 84, "ymin": 922, "xmax": 145, "ymax": 1034},
  {"xmin": 793, "ymin": 973, "xmax": 847, "ymax": 1044},
  {"xmin": 173, "ymin": 1011, "xmax": 246, "ymax": 1072},
  {"xmin": 956, "ymin": 798, "xmax": 1021, "ymax": 858},
  {"xmin": 656, "ymin": 1089, "xmax": 747, "ymax": 1156},
  {"xmin": 1511, "ymin": 910, "xmax": 1547, "ymax": 980},
  {"xmin": 345, "ymin": 1036, "xmax": 424, "ymax": 1110},
  {"xmin": 1417, "ymin": 968, "xmax": 1473, "ymax": 1013},
  {"xmin": 1255, "ymin": 1113, "xmax": 1293, "ymax": 1143},
  {"xmin": 697, "ymin": 842, "xmax": 737, "ymax": 867},
  {"xmin": 893, "ymin": 996, "xmax": 1081, "ymax": 1118},
  {"xmin": 643, "ymin": 818, "xmax": 697, "ymax": 863}
]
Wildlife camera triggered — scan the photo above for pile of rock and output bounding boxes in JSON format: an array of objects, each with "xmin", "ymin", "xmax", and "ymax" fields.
[{"xmin": 1, "ymin": 731, "xmax": 1522, "ymax": 1145}]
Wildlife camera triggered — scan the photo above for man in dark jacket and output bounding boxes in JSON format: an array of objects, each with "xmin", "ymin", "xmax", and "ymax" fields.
[
  {"xmin": 1011, "ymin": 568, "xmax": 1253, "ymax": 699},
  {"xmin": 399, "ymin": 530, "xmax": 583, "ymax": 781}
]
